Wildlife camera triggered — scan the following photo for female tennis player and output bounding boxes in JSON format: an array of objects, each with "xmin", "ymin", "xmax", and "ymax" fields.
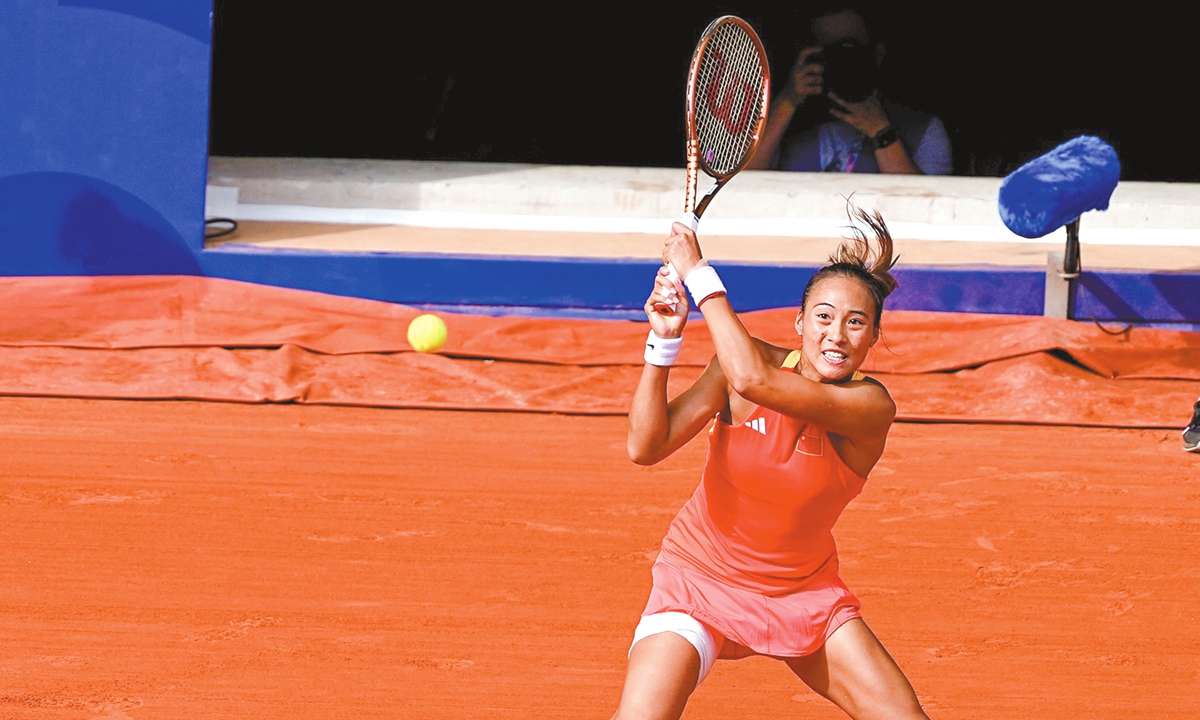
[{"xmin": 615, "ymin": 207, "xmax": 929, "ymax": 720}]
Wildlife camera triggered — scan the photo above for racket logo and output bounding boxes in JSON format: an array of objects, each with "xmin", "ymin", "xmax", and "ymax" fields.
[{"xmin": 703, "ymin": 49, "xmax": 756, "ymax": 137}]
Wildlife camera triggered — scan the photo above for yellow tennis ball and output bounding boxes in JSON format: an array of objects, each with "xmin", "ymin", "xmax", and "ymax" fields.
[{"xmin": 407, "ymin": 313, "xmax": 447, "ymax": 353}]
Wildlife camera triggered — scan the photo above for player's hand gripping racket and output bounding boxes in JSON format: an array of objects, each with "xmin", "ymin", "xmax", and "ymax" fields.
[{"xmin": 655, "ymin": 15, "xmax": 770, "ymax": 315}]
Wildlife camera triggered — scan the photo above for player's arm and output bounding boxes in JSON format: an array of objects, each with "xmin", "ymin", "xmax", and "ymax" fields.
[
  {"xmin": 627, "ymin": 267, "xmax": 728, "ymax": 466},
  {"xmin": 627, "ymin": 354, "xmax": 728, "ymax": 466}
]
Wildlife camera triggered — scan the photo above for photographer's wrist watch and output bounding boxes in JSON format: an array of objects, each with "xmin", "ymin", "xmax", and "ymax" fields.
[{"xmin": 870, "ymin": 126, "xmax": 898, "ymax": 151}]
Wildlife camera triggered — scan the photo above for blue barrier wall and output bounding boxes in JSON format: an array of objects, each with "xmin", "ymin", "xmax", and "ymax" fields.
[
  {"xmin": 200, "ymin": 245, "xmax": 1197, "ymax": 327},
  {"xmin": 199, "ymin": 245, "xmax": 1049, "ymax": 318},
  {"xmin": 1077, "ymin": 271, "xmax": 1200, "ymax": 327},
  {"xmin": 0, "ymin": 0, "xmax": 212, "ymax": 271}
]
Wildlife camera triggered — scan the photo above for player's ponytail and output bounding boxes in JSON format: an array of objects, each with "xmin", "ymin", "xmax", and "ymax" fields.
[{"xmin": 801, "ymin": 203, "xmax": 899, "ymax": 326}]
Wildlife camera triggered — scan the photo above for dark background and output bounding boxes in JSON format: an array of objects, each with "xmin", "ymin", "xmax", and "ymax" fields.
[{"xmin": 208, "ymin": 4, "xmax": 1195, "ymax": 181}]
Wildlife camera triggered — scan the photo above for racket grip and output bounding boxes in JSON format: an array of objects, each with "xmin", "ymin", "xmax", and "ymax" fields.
[
  {"xmin": 652, "ymin": 263, "xmax": 682, "ymax": 315},
  {"xmin": 653, "ymin": 215, "xmax": 697, "ymax": 315}
]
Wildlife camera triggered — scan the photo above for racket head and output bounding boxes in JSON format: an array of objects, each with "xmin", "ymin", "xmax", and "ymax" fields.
[
  {"xmin": 658, "ymin": 16, "xmax": 769, "ymax": 317},
  {"xmin": 685, "ymin": 16, "xmax": 771, "ymax": 182}
]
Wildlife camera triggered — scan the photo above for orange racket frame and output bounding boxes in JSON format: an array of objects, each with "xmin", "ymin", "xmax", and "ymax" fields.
[
  {"xmin": 657, "ymin": 15, "xmax": 770, "ymax": 314},
  {"xmin": 683, "ymin": 15, "xmax": 771, "ymax": 224}
]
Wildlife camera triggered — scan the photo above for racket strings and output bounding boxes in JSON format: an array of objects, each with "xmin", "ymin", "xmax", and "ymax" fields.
[{"xmin": 693, "ymin": 22, "xmax": 767, "ymax": 176}]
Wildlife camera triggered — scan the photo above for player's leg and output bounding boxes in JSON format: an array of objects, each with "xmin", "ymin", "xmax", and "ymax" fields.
[
  {"xmin": 612, "ymin": 613, "xmax": 721, "ymax": 720},
  {"xmin": 1183, "ymin": 397, "xmax": 1200, "ymax": 453},
  {"xmin": 784, "ymin": 618, "xmax": 929, "ymax": 720}
]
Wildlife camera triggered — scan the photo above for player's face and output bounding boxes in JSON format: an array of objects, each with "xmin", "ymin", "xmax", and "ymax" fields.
[{"xmin": 795, "ymin": 275, "xmax": 879, "ymax": 383}]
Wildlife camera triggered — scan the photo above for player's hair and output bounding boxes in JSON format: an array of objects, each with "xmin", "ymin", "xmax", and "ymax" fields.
[{"xmin": 800, "ymin": 203, "xmax": 898, "ymax": 326}]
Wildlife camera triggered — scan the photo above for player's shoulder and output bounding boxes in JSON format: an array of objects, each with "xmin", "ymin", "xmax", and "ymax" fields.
[
  {"xmin": 751, "ymin": 338, "xmax": 793, "ymax": 367},
  {"xmin": 845, "ymin": 370, "xmax": 891, "ymax": 394},
  {"xmin": 849, "ymin": 373, "xmax": 897, "ymax": 420},
  {"xmin": 854, "ymin": 373, "xmax": 888, "ymax": 391}
]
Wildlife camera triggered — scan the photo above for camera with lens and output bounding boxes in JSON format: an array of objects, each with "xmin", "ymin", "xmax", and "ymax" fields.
[{"xmin": 812, "ymin": 40, "xmax": 878, "ymax": 102}]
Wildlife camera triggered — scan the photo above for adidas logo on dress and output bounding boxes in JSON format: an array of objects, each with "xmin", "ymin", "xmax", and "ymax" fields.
[{"xmin": 746, "ymin": 417, "xmax": 766, "ymax": 435}]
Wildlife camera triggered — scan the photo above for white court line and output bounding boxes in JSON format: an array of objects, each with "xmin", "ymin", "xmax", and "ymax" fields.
[{"xmin": 233, "ymin": 203, "xmax": 1200, "ymax": 248}]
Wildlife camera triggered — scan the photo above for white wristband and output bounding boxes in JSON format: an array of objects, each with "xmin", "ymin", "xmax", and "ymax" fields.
[
  {"xmin": 644, "ymin": 330, "xmax": 682, "ymax": 367},
  {"xmin": 683, "ymin": 264, "xmax": 727, "ymax": 307}
]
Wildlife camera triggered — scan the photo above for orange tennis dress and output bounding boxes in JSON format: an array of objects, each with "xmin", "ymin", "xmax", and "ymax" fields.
[{"xmin": 641, "ymin": 352, "xmax": 869, "ymax": 658}]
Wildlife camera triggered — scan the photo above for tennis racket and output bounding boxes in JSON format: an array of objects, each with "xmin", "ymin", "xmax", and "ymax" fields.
[{"xmin": 655, "ymin": 15, "xmax": 770, "ymax": 314}]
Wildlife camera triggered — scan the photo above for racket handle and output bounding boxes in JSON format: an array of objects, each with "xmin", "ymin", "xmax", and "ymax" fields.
[
  {"xmin": 652, "ymin": 263, "xmax": 682, "ymax": 315},
  {"xmin": 652, "ymin": 214, "xmax": 700, "ymax": 315}
]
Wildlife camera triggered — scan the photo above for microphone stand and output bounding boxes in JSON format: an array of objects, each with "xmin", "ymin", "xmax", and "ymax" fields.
[
  {"xmin": 1062, "ymin": 218, "xmax": 1081, "ymax": 319},
  {"xmin": 1045, "ymin": 218, "xmax": 1081, "ymax": 320}
]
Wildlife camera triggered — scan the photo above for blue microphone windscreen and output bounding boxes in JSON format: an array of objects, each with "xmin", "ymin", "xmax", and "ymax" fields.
[{"xmin": 998, "ymin": 135, "xmax": 1120, "ymax": 239}]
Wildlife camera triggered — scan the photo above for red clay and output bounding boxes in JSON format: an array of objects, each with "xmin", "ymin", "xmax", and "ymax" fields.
[{"xmin": 1, "ymin": 397, "xmax": 1196, "ymax": 719}]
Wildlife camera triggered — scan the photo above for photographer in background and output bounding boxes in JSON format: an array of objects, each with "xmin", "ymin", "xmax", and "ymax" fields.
[{"xmin": 749, "ymin": 4, "xmax": 951, "ymax": 175}]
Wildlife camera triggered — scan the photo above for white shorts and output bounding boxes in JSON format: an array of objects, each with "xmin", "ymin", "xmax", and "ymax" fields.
[{"xmin": 629, "ymin": 612, "xmax": 719, "ymax": 683}]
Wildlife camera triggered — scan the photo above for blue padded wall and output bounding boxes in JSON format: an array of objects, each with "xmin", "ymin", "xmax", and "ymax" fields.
[
  {"xmin": 0, "ymin": 0, "xmax": 213, "ymax": 273},
  {"xmin": 1076, "ymin": 271, "xmax": 1200, "ymax": 326},
  {"xmin": 199, "ymin": 245, "xmax": 1049, "ymax": 319}
]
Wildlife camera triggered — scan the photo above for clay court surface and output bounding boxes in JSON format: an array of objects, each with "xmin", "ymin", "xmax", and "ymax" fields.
[{"xmin": 2, "ymin": 396, "xmax": 1197, "ymax": 719}]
